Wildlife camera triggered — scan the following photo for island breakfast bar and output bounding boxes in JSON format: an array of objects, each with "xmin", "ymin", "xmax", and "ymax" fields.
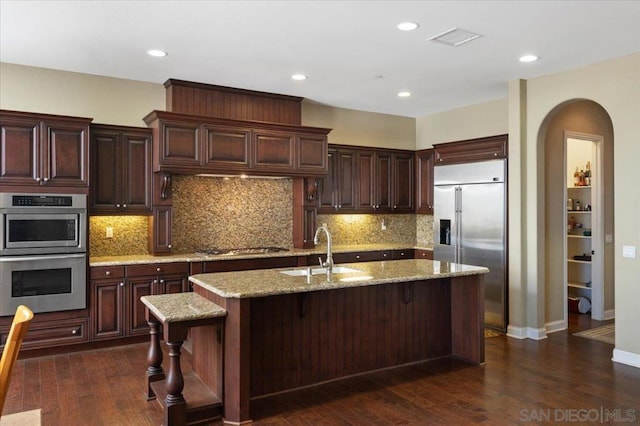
[{"xmin": 189, "ymin": 258, "xmax": 488, "ymax": 425}]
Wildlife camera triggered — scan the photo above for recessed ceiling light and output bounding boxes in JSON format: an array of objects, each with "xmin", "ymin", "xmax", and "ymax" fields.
[
  {"xmin": 519, "ymin": 54, "xmax": 539, "ymax": 63},
  {"xmin": 291, "ymin": 74, "xmax": 308, "ymax": 81},
  {"xmin": 397, "ymin": 91, "xmax": 411, "ymax": 98},
  {"xmin": 397, "ymin": 22, "xmax": 419, "ymax": 31},
  {"xmin": 147, "ymin": 49, "xmax": 167, "ymax": 57}
]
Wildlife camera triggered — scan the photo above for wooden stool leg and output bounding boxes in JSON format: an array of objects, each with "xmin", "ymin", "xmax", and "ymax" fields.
[
  {"xmin": 165, "ymin": 340, "xmax": 187, "ymax": 426},
  {"xmin": 146, "ymin": 315, "xmax": 164, "ymax": 400}
]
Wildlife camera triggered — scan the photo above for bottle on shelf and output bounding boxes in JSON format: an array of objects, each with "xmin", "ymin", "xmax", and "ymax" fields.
[
  {"xmin": 573, "ymin": 167, "xmax": 580, "ymax": 186},
  {"xmin": 575, "ymin": 200, "xmax": 581, "ymax": 211},
  {"xmin": 585, "ymin": 161, "xmax": 591, "ymax": 186}
]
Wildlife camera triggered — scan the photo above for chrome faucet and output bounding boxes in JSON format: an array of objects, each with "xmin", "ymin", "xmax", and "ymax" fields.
[{"xmin": 313, "ymin": 225, "xmax": 333, "ymax": 276}]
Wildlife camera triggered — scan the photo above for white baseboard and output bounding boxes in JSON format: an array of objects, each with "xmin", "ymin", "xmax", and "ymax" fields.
[
  {"xmin": 612, "ymin": 348, "xmax": 640, "ymax": 369},
  {"xmin": 545, "ymin": 319, "xmax": 567, "ymax": 334},
  {"xmin": 507, "ymin": 325, "xmax": 548, "ymax": 340},
  {"xmin": 604, "ymin": 309, "xmax": 615, "ymax": 320}
]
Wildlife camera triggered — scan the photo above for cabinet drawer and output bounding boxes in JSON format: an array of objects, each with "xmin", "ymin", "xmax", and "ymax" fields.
[
  {"xmin": 415, "ymin": 249, "xmax": 434, "ymax": 260},
  {"xmin": 127, "ymin": 262, "xmax": 188, "ymax": 277},
  {"xmin": 1, "ymin": 317, "xmax": 88, "ymax": 350},
  {"xmin": 392, "ymin": 249, "xmax": 414, "ymax": 260},
  {"xmin": 352, "ymin": 251, "xmax": 391, "ymax": 262},
  {"xmin": 90, "ymin": 266, "xmax": 125, "ymax": 280}
]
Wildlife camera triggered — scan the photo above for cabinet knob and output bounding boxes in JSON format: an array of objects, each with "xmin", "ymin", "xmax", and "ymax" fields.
[
  {"xmin": 153, "ymin": 279, "xmax": 158, "ymax": 284},
  {"xmin": 35, "ymin": 177, "xmax": 41, "ymax": 182},
  {"xmin": 356, "ymin": 255, "xmax": 361, "ymax": 259},
  {"xmin": 338, "ymin": 204, "xmax": 342, "ymax": 208},
  {"xmin": 160, "ymin": 279, "xmax": 165, "ymax": 284},
  {"xmin": 494, "ymin": 152, "xmax": 498, "ymax": 157},
  {"xmin": 156, "ymin": 267, "xmax": 161, "ymax": 272},
  {"xmin": 400, "ymin": 252, "xmax": 405, "ymax": 256},
  {"xmin": 167, "ymin": 244, "xmax": 172, "ymax": 249},
  {"xmin": 119, "ymin": 282, "xmax": 124, "ymax": 287},
  {"xmin": 439, "ymin": 158, "xmax": 443, "ymax": 162},
  {"xmin": 383, "ymin": 253, "xmax": 387, "ymax": 257},
  {"xmin": 43, "ymin": 177, "xmax": 49, "ymax": 182},
  {"xmin": 105, "ymin": 270, "xmax": 111, "ymax": 276},
  {"xmin": 122, "ymin": 204, "xmax": 127, "ymax": 209},
  {"xmin": 115, "ymin": 204, "xmax": 121, "ymax": 208},
  {"xmin": 393, "ymin": 205, "xmax": 397, "ymax": 209},
  {"xmin": 71, "ymin": 328, "xmax": 78, "ymax": 335}
]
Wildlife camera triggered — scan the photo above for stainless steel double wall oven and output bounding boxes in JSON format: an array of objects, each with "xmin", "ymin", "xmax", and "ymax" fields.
[{"xmin": 0, "ymin": 193, "xmax": 87, "ymax": 316}]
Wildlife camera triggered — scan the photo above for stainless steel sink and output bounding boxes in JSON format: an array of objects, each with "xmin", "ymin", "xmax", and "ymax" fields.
[{"xmin": 279, "ymin": 266, "xmax": 361, "ymax": 276}]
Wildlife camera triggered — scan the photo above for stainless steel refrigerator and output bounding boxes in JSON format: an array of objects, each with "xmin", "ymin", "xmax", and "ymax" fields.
[{"xmin": 433, "ymin": 159, "xmax": 507, "ymax": 331}]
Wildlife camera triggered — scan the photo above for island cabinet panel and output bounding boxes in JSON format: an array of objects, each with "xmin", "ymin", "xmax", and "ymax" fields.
[
  {"xmin": 0, "ymin": 110, "xmax": 91, "ymax": 189},
  {"xmin": 248, "ymin": 280, "xmax": 451, "ymax": 397}
]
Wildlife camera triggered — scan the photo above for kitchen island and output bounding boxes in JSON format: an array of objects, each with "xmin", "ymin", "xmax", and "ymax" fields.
[{"xmin": 189, "ymin": 258, "xmax": 488, "ymax": 425}]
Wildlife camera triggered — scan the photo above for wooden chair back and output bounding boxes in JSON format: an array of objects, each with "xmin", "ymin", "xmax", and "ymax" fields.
[{"xmin": 0, "ymin": 305, "xmax": 34, "ymax": 414}]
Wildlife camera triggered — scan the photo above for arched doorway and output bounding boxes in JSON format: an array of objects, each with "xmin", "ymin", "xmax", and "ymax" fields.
[{"xmin": 538, "ymin": 99, "xmax": 615, "ymax": 332}]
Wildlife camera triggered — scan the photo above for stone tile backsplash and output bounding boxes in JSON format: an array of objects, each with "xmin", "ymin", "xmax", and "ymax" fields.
[{"xmin": 89, "ymin": 177, "xmax": 434, "ymax": 257}]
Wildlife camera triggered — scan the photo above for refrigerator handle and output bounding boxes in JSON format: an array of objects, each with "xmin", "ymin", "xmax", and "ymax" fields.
[{"xmin": 455, "ymin": 186, "xmax": 462, "ymax": 263}]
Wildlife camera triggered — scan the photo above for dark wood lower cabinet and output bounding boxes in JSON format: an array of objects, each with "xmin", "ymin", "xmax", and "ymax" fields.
[
  {"xmin": 127, "ymin": 277, "xmax": 153, "ymax": 336},
  {"xmin": 91, "ymin": 278, "xmax": 125, "ymax": 340}
]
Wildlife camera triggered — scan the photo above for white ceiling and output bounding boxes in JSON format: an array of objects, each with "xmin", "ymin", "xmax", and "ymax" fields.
[{"xmin": 1, "ymin": 1, "xmax": 639, "ymax": 118}]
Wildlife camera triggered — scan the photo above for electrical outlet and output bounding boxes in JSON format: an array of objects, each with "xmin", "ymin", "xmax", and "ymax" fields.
[
  {"xmin": 106, "ymin": 227, "xmax": 114, "ymax": 238},
  {"xmin": 622, "ymin": 245, "xmax": 636, "ymax": 258},
  {"xmin": 605, "ymin": 234, "xmax": 613, "ymax": 244},
  {"xmin": 381, "ymin": 220, "xmax": 387, "ymax": 230}
]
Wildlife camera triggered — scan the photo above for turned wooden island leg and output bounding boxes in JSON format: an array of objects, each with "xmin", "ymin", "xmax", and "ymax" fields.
[
  {"xmin": 164, "ymin": 336, "xmax": 187, "ymax": 426},
  {"xmin": 146, "ymin": 313, "xmax": 164, "ymax": 400}
]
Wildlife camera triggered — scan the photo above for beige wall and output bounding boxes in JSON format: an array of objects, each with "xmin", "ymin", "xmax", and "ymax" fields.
[
  {"xmin": 415, "ymin": 98, "xmax": 508, "ymax": 149},
  {"xmin": 0, "ymin": 62, "xmax": 165, "ymax": 126},
  {"xmin": 523, "ymin": 53, "xmax": 640, "ymax": 362},
  {"xmin": 302, "ymin": 101, "xmax": 415, "ymax": 150}
]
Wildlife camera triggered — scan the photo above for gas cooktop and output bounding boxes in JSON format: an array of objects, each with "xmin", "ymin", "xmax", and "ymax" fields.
[{"xmin": 195, "ymin": 247, "xmax": 289, "ymax": 256}]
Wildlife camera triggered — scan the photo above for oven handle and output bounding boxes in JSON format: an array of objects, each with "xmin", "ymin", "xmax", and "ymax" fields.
[{"xmin": 0, "ymin": 253, "xmax": 86, "ymax": 262}]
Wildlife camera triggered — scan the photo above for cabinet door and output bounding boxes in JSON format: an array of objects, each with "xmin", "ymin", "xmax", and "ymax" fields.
[
  {"xmin": 122, "ymin": 130, "xmax": 152, "ymax": 212},
  {"xmin": 433, "ymin": 134, "xmax": 508, "ymax": 165},
  {"xmin": 375, "ymin": 152, "xmax": 393, "ymax": 212},
  {"xmin": 91, "ymin": 278, "xmax": 125, "ymax": 340},
  {"xmin": 160, "ymin": 275, "xmax": 188, "ymax": 294},
  {"xmin": 126, "ymin": 277, "xmax": 153, "ymax": 336},
  {"xmin": 335, "ymin": 149, "xmax": 357, "ymax": 211},
  {"xmin": 148, "ymin": 206, "xmax": 173, "ymax": 255},
  {"xmin": 252, "ymin": 130, "xmax": 295, "ymax": 172},
  {"xmin": 158, "ymin": 120, "xmax": 202, "ymax": 168},
  {"xmin": 415, "ymin": 149, "xmax": 434, "ymax": 214},
  {"xmin": 42, "ymin": 119, "xmax": 90, "ymax": 186},
  {"xmin": 0, "ymin": 114, "xmax": 40, "ymax": 185},
  {"xmin": 356, "ymin": 151, "xmax": 375, "ymax": 211},
  {"xmin": 295, "ymin": 133, "xmax": 327, "ymax": 175},
  {"xmin": 203, "ymin": 124, "xmax": 251, "ymax": 171},
  {"xmin": 90, "ymin": 129, "xmax": 122, "ymax": 212},
  {"xmin": 392, "ymin": 153, "xmax": 414, "ymax": 212},
  {"xmin": 318, "ymin": 148, "xmax": 337, "ymax": 212}
]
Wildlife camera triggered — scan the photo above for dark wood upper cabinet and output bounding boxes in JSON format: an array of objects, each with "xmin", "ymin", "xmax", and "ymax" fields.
[
  {"xmin": 90, "ymin": 124, "xmax": 152, "ymax": 214},
  {"xmin": 415, "ymin": 148, "xmax": 435, "ymax": 214},
  {"xmin": 252, "ymin": 130, "xmax": 295, "ymax": 172},
  {"xmin": 203, "ymin": 124, "xmax": 251, "ymax": 170},
  {"xmin": 0, "ymin": 110, "xmax": 90, "ymax": 189},
  {"xmin": 144, "ymin": 110, "xmax": 330, "ymax": 176},
  {"xmin": 319, "ymin": 145, "xmax": 414, "ymax": 215},
  {"xmin": 318, "ymin": 147, "xmax": 357, "ymax": 213},
  {"xmin": 392, "ymin": 152, "xmax": 414, "ymax": 212},
  {"xmin": 356, "ymin": 150, "xmax": 393, "ymax": 212},
  {"xmin": 433, "ymin": 134, "xmax": 508, "ymax": 165}
]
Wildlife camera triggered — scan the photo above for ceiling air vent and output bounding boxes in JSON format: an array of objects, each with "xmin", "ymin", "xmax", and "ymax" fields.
[{"xmin": 428, "ymin": 27, "xmax": 481, "ymax": 47}]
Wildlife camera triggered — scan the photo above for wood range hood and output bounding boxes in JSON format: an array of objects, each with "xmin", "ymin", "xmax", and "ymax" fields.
[
  {"xmin": 144, "ymin": 79, "xmax": 331, "ymax": 178},
  {"xmin": 145, "ymin": 79, "xmax": 330, "ymax": 254}
]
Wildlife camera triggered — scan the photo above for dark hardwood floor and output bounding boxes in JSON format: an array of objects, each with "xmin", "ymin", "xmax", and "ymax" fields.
[{"xmin": 3, "ymin": 315, "xmax": 638, "ymax": 425}]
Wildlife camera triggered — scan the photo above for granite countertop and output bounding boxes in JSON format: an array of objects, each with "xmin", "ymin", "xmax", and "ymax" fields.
[
  {"xmin": 90, "ymin": 244, "xmax": 434, "ymax": 267},
  {"xmin": 140, "ymin": 292, "xmax": 227, "ymax": 323},
  {"xmin": 190, "ymin": 258, "xmax": 488, "ymax": 299}
]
